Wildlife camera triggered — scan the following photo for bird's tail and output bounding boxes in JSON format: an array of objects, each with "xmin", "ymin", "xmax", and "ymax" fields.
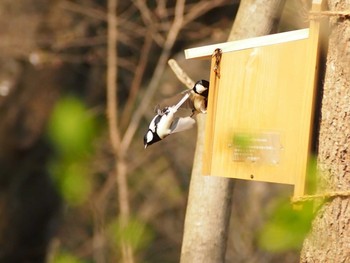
[{"xmin": 173, "ymin": 92, "xmax": 190, "ymax": 111}]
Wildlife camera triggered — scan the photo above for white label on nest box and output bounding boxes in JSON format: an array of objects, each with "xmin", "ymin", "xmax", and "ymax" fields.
[{"xmin": 230, "ymin": 132, "xmax": 283, "ymax": 165}]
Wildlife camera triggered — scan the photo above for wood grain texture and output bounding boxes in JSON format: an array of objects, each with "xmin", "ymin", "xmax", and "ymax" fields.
[{"xmin": 202, "ymin": 25, "xmax": 321, "ymax": 198}]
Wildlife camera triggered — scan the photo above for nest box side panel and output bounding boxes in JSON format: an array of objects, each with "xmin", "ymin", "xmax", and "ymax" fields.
[
  {"xmin": 207, "ymin": 37, "xmax": 317, "ymax": 187},
  {"xmin": 293, "ymin": 10, "xmax": 323, "ymax": 197},
  {"xmin": 203, "ymin": 57, "xmax": 221, "ymax": 175}
]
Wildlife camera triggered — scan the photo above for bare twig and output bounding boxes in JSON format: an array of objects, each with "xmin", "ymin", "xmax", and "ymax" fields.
[
  {"xmin": 60, "ymin": 0, "xmax": 106, "ymax": 21},
  {"xmin": 156, "ymin": 0, "xmax": 169, "ymax": 22},
  {"xmin": 60, "ymin": 1, "xmax": 147, "ymax": 42},
  {"xmin": 132, "ymin": 0, "xmax": 165, "ymax": 46},
  {"xmin": 183, "ymin": 0, "xmax": 232, "ymax": 26},
  {"xmin": 106, "ymin": 0, "xmax": 120, "ymax": 151},
  {"xmin": 52, "ymin": 35, "xmax": 106, "ymax": 50},
  {"xmin": 167, "ymin": 59, "xmax": 195, "ymax": 89},
  {"xmin": 121, "ymin": 31, "xmax": 153, "ymax": 130},
  {"xmin": 92, "ymin": 208, "xmax": 106, "ymax": 263},
  {"xmin": 106, "ymin": 0, "xmax": 133, "ymax": 262}
]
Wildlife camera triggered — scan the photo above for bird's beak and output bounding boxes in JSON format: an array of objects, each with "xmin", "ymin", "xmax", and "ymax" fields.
[{"xmin": 144, "ymin": 144, "xmax": 148, "ymax": 149}]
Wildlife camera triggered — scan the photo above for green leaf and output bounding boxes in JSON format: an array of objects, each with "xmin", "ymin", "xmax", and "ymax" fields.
[
  {"xmin": 258, "ymin": 198, "xmax": 314, "ymax": 252},
  {"xmin": 109, "ymin": 217, "xmax": 154, "ymax": 252},
  {"xmin": 47, "ymin": 96, "xmax": 97, "ymax": 205},
  {"xmin": 48, "ymin": 96, "xmax": 97, "ymax": 157},
  {"xmin": 49, "ymin": 159, "xmax": 91, "ymax": 205},
  {"xmin": 53, "ymin": 252, "xmax": 86, "ymax": 263},
  {"xmin": 60, "ymin": 162, "xmax": 91, "ymax": 205}
]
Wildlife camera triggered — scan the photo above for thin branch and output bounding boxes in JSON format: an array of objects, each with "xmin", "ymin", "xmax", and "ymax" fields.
[
  {"xmin": 42, "ymin": 30, "xmax": 142, "ymax": 55},
  {"xmin": 156, "ymin": 0, "xmax": 169, "ymax": 22},
  {"xmin": 121, "ymin": 31, "xmax": 153, "ymax": 130},
  {"xmin": 119, "ymin": 20, "xmax": 147, "ymax": 38},
  {"xmin": 116, "ymin": 159, "xmax": 133, "ymax": 263},
  {"xmin": 92, "ymin": 209, "xmax": 106, "ymax": 263},
  {"xmin": 106, "ymin": 0, "xmax": 134, "ymax": 262},
  {"xmin": 94, "ymin": 171, "xmax": 117, "ymax": 210},
  {"xmin": 60, "ymin": 0, "xmax": 106, "ymax": 21},
  {"xmin": 183, "ymin": 0, "xmax": 232, "ymax": 26},
  {"xmin": 106, "ymin": 0, "xmax": 120, "ymax": 151},
  {"xmin": 60, "ymin": 1, "xmax": 147, "ymax": 41},
  {"xmin": 132, "ymin": 0, "xmax": 165, "ymax": 46},
  {"xmin": 167, "ymin": 59, "xmax": 194, "ymax": 89}
]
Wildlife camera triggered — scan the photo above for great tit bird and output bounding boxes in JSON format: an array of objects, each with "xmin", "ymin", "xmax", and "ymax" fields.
[
  {"xmin": 143, "ymin": 80, "xmax": 209, "ymax": 148},
  {"xmin": 188, "ymin": 79, "xmax": 209, "ymax": 115},
  {"xmin": 144, "ymin": 92, "xmax": 196, "ymax": 148}
]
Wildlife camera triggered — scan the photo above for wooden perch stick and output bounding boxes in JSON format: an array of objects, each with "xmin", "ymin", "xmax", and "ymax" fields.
[
  {"xmin": 168, "ymin": 59, "xmax": 195, "ymax": 89},
  {"xmin": 309, "ymin": 10, "xmax": 350, "ymax": 18}
]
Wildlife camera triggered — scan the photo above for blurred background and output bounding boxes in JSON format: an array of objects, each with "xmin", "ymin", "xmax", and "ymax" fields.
[{"xmin": 0, "ymin": 0, "xmax": 315, "ymax": 262}]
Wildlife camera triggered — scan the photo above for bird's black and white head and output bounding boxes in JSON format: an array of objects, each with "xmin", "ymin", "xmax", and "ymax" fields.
[
  {"xmin": 144, "ymin": 113, "xmax": 163, "ymax": 148},
  {"xmin": 193, "ymin": 80, "xmax": 209, "ymax": 98},
  {"xmin": 144, "ymin": 129, "xmax": 161, "ymax": 148}
]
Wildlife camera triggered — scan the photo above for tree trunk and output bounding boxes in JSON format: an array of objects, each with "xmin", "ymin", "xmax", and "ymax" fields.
[
  {"xmin": 180, "ymin": 1, "xmax": 286, "ymax": 262},
  {"xmin": 300, "ymin": 1, "xmax": 350, "ymax": 262}
]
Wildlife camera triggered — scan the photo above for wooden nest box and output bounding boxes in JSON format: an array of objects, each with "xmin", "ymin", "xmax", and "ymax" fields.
[{"xmin": 184, "ymin": 1, "xmax": 323, "ymax": 199}]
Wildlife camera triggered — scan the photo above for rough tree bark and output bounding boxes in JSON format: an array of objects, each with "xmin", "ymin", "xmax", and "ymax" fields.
[
  {"xmin": 300, "ymin": 1, "xmax": 350, "ymax": 262},
  {"xmin": 180, "ymin": 1, "xmax": 286, "ymax": 262}
]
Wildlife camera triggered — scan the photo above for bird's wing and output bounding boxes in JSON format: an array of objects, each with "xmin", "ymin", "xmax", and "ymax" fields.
[{"xmin": 170, "ymin": 116, "xmax": 196, "ymax": 134}]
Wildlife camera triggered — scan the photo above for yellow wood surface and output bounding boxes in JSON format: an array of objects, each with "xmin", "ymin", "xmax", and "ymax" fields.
[
  {"xmin": 203, "ymin": 27, "xmax": 321, "ymax": 197},
  {"xmin": 198, "ymin": 1, "xmax": 324, "ymax": 199}
]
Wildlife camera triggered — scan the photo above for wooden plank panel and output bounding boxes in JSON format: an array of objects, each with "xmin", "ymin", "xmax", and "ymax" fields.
[
  {"xmin": 205, "ymin": 38, "xmax": 314, "ymax": 186},
  {"xmin": 293, "ymin": 4, "xmax": 323, "ymax": 197},
  {"xmin": 202, "ymin": 57, "xmax": 219, "ymax": 175},
  {"xmin": 185, "ymin": 29, "xmax": 309, "ymax": 60}
]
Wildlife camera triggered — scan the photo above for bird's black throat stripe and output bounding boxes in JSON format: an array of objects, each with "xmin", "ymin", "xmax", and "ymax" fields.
[{"xmin": 149, "ymin": 128, "xmax": 161, "ymax": 141}]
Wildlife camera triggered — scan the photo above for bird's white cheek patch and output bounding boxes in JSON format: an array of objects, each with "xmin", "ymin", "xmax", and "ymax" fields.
[
  {"xmin": 146, "ymin": 131, "xmax": 153, "ymax": 143},
  {"xmin": 196, "ymin": 84, "xmax": 206, "ymax": 93}
]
